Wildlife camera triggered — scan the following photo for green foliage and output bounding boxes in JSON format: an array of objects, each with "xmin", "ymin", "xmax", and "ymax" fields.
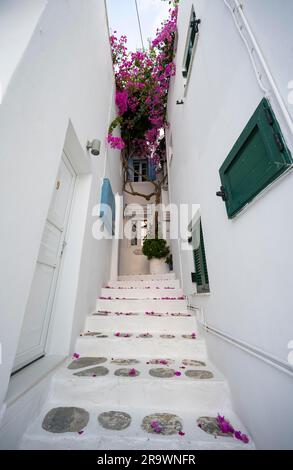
[
  {"xmin": 165, "ymin": 253, "xmax": 173, "ymax": 267},
  {"xmin": 108, "ymin": 116, "xmax": 123, "ymax": 134},
  {"xmin": 142, "ymin": 238, "xmax": 170, "ymax": 260}
]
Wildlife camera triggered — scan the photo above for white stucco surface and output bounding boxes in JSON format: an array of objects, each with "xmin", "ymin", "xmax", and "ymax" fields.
[
  {"xmin": 0, "ymin": 0, "xmax": 121, "ymax": 442},
  {"xmin": 167, "ymin": 0, "xmax": 293, "ymax": 449}
]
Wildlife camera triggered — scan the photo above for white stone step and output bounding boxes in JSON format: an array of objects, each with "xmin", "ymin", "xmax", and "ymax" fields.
[
  {"xmin": 118, "ymin": 273, "xmax": 176, "ymax": 281},
  {"xmin": 108, "ymin": 279, "xmax": 180, "ymax": 289},
  {"xmin": 50, "ymin": 357, "xmax": 231, "ymax": 411},
  {"xmin": 85, "ymin": 312, "xmax": 196, "ymax": 334},
  {"xmin": 75, "ymin": 335, "xmax": 207, "ymax": 360},
  {"xmin": 20, "ymin": 402, "xmax": 254, "ymax": 450},
  {"xmin": 96, "ymin": 298, "xmax": 188, "ymax": 314},
  {"xmin": 101, "ymin": 287, "xmax": 183, "ymax": 299}
]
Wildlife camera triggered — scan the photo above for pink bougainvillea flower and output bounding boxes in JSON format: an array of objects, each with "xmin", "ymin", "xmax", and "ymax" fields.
[
  {"xmin": 115, "ymin": 90, "xmax": 128, "ymax": 115},
  {"xmin": 178, "ymin": 431, "xmax": 185, "ymax": 436},
  {"xmin": 115, "ymin": 332, "xmax": 121, "ymax": 337},
  {"xmin": 128, "ymin": 368, "xmax": 137, "ymax": 376},
  {"xmin": 151, "ymin": 421, "xmax": 162, "ymax": 434},
  {"xmin": 217, "ymin": 415, "xmax": 235, "ymax": 434},
  {"xmin": 107, "ymin": 134, "xmax": 125, "ymax": 150},
  {"xmin": 191, "ymin": 333, "xmax": 197, "ymax": 339},
  {"xmin": 174, "ymin": 371, "xmax": 182, "ymax": 377},
  {"xmin": 73, "ymin": 353, "xmax": 80, "ymax": 359},
  {"xmin": 241, "ymin": 434, "xmax": 250, "ymax": 444},
  {"xmin": 234, "ymin": 430, "xmax": 250, "ymax": 444}
]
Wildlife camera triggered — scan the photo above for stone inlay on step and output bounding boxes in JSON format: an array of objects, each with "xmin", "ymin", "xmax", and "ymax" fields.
[
  {"xmin": 83, "ymin": 332, "xmax": 108, "ymax": 338},
  {"xmin": 197, "ymin": 417, "xmax": 233, "ymax": 438},
  {"xmin": 149, "ymin": 359, "xmax": 174, "ymax": 366},
  {"xmin": 84, "ymin": 331, "xmax": 102, "ymax": 337},
  {"xmin": 182, "ymin": 334, "xmax": 197, "ymax": 340},
  {"xmin": 185, "ymin": 370, "xmax": 214, "ymax": 379},
  {"xmin": 42, "ymin": 407, "xmax": 89, "ymax": 434},
  {"xmin": 98, "ymin": 411, "xmax": 132, "ymax": 431},
  {"xmin": 142, "ymin": 413, "xmax": 183, "ymax": 435},
  {"xmin": 160, "ymin": 334, "xmax": 175, "ymax": 339},
  {"xmin": 137, "ymin": 333, "xmax": 153, "ymax": 339},
  {"xmin": 68, "ymin": 357, "xmax": 107, "ymax": 370},
  {"xmin": 149, "ymin": 368, "xmax": 176, "ymax": 378},
  {"xmin": 73, "ymin": 366, "xmax": 109, "ymax": 377},
  {"xmin": 114, "ymin": 368, "xmax": 140, "ymax": 377},
  {"xmin": 182, "ymin": 359, "xmax": 206, "ymax": 367},
  {"xmin": 111, "ymin": 358, "xmax": 140, "ymax": 365}
]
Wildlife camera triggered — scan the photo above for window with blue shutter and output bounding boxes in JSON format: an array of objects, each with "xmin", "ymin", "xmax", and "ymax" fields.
[
  {"xmin": 100, "ymin": 178, "xmax": 115, "ymax": 235},
  {"xmin": 217, "ymin": 98, "xmax": 292, "ymax": 218}
]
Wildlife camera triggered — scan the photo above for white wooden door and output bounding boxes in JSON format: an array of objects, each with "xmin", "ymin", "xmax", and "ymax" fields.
[{"xmin": 14, "ymin": 154, "xmax": 76, "ymax": 372}]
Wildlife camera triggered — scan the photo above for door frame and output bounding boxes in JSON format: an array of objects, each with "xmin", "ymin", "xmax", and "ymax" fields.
[{"xmin": 13, "ymin": 152, "xmax": 77, "ymax": 373}]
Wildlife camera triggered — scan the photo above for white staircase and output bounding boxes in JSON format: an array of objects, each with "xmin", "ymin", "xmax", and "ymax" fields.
[{"xmin": 20, "ymin": 274, "xmax": 254, "ymax": 450}]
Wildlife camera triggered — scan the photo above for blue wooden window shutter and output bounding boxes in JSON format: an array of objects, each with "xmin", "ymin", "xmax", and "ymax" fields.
[{"xmin": 100, "ymin": 178, "xmax": 115, "ymax": 235}]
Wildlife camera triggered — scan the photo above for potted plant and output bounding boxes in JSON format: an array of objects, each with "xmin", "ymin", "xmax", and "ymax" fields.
[{"xmin": 142, "ymin": 238, "xmax": 171, "ymax": 275}]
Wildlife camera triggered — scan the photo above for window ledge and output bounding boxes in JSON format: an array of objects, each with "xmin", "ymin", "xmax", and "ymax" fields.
[{"xmin": 6, "ymin": 355, "xmax": 65, "ymax": 407}]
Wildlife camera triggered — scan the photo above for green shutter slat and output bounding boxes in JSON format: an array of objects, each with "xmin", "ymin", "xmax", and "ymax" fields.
[
  {"xmin": 219, "ymin": 98, "xmax": 292, "ymax": 218},
  {"xmin": 192, "ymin": 222, "xmax": 210, "ymax": 292},
  {"xmin": 200, "ymin": 224, "xmax": 210, "ymax": 286}
]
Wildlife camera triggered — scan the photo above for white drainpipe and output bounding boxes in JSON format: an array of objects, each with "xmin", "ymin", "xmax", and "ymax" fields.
[{"xmin": 223, "ymin": 0, "xmax": 293, "ymax": 136}]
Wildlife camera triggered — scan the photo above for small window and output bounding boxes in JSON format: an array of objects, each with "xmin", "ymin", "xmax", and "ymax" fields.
[
  {"xmin": 182, "ymin": 7, "xmax": 201, "ymax": 80},
  {"xmin": 218, "ymin": 98, "xmax": 292, "ymax": 218},
  {"xmin": 190, "ymin": 221, "xmax": 210, "ymax": 294},
  {"xmin": 133, "ymin": 159, "xmax": 148, "ymax": 182}
]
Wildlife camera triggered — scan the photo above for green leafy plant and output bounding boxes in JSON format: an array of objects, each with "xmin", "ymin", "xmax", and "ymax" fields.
[
  {"xmin": 165, "ymin": 253, "xmax": 173, "ymax": 268},
  {"xmin": 142, "ymin": 238, "xmax": 170, "ymax": 260}
]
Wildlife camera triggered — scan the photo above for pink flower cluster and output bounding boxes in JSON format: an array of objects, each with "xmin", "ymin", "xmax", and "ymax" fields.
[
  {"xmin": 216, "ymin": 415, "xmax": 250, "ymax": 444},
  {"xmin": 151, "ymin": 421, "xmax": 162, "ymax": 434},
  {"xmin": 116, "ymin": 90, "xmax": 128, "ymax": 115},
  {"xmin": 107, "ymin": 5, "xmax": 179, "ymax": 166},
  {"xmin": 114, "ymin": 332, "xmax": 131, "ymax": 338},
  {"xmin": 107, "ymin": 134, "xmax": 125, "ymax": 150}
]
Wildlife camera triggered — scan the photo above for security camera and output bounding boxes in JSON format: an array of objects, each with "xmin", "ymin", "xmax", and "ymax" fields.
[{"xmin": 86, "ymin": 139, "xmax": 101, "ymax": 156}]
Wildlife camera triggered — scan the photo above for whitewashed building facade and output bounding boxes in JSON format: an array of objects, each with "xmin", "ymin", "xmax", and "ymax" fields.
[
  {"xmin": 167, "ymin": 0, "xmax": 293, "ymax": 450},
  {"xmin": 0, "ymin": 0, "xmax": 122, "ymax": 447},
  {"xmin": 0, "ymin": 0, "xmax": 292, "ymax": 451}
]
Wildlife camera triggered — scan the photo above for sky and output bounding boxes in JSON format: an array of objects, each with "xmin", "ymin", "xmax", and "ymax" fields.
[{"xmin": 106, "ymin": 0, "xmax": 170, "ymax": 51}]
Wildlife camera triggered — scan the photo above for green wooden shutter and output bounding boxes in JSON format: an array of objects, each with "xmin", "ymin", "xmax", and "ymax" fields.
[
  {"xmin": 191, "ymin": 222, "xmax": 210, "ymax": 293},
  {"xmin": 219, "ymin": 98, "xmax": 292, "ymax": 218},
  {"xmin": 183, "ymin": 11, "xmax": 201, "ymax": 78}
]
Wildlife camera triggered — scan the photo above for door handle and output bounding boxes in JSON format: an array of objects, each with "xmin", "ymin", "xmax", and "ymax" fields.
[{"xmin": 216, "ymin": 186, "xmax": 227, "ymax": 201}]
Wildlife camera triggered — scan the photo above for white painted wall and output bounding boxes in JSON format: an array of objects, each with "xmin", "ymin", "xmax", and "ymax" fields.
[
  {"xmin": 0, "ymin": 0, "xmax": 47, "ymax": 101},
  {"xmin": 0, "ymin": 0, "xmax": 121, "ymax": 432},
  {"xmin": 168, "ymin": 0, "xmax": 293, "ymax": 449}
]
